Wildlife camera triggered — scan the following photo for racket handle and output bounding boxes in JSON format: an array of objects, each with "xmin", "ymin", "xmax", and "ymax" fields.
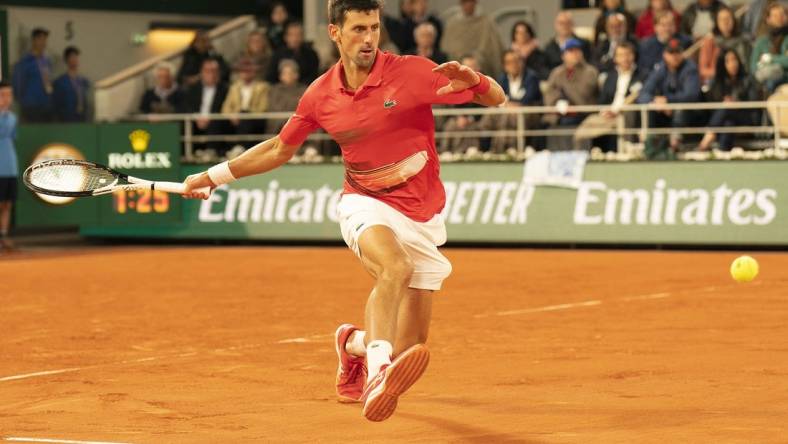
[{"xmin": 153, "ymin": 181, "xmax": 211, "ymax": 196}]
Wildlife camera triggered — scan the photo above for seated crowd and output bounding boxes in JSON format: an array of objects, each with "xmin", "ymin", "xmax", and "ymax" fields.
[{"xmin": 11, "ymin": 0, "xmax": 788, "ymax": 157}]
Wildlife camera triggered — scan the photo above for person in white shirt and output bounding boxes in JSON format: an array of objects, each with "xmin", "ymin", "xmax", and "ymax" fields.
[
  {"xmin": 182, "ymin": 58, "xmax": 229, "ymax": 154},
  {"xmin": 597, "ymin": 42, "xmax": 643, "ymax": 151}
]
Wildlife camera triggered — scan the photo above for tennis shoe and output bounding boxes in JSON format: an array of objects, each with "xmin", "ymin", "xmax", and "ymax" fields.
[
  {"xmin": 361, "ymin": 343, "xmax": 430, "ymax": 422},
  {"xmin": 335, "ymin": 323, "xmax": 366, "ymax": 403}
]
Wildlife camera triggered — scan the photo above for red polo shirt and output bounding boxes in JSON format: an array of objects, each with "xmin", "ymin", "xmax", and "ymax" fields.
[{"xmin": 279, "ymin": 50, "xmax": 474, "ymax": 222}]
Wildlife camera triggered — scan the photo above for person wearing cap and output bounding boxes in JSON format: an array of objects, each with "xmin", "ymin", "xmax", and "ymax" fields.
[
  {"xmin": 637, "ymin": 37, "xmax": 701, "ymax": 157},
  {"xmin": 543, "ymin": 37, "xmax": 599, "ymax": 149},
  {"xmin": 638, "ymin": 11, "xmax": 691, "ymax": 78},
  {"xmin": 53, "ymin": 46, "xmax": 90, "ymax": 122},
  {"xmin": 222, "ymin": 57, "xmax": 271, "ymax": 135},
  {"xmin": 544, "ymin": 11, "xmax": 592, "ymax": 73},
  {"xmin": 11, "ymin": 28, "xmax": 54, "ymax": 123}
]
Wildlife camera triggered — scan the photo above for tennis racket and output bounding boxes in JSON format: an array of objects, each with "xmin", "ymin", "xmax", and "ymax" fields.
[{"xmin": 23, "ymin": 158, "xmax": 208, "ymax": 197}]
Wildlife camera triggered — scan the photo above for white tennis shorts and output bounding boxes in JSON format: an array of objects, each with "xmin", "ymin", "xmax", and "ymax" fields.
[{"xmin": 337, "ymin": 193, "xmax": 452, "ymax": 291}]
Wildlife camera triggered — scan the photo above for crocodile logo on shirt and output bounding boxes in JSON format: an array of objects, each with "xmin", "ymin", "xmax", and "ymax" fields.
[{"xmin": 383, "ymin": 99, "xmax": 398, "ymax": 109}]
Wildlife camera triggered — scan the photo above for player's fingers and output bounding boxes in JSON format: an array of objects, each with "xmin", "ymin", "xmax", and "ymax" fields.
[
  {"xmin": 436, "ymin": 84, "xmax": 455, "ymax": 96},
  {"xmin": 432, "ymin": 61, "xmax": 459, "ymax": 72}
]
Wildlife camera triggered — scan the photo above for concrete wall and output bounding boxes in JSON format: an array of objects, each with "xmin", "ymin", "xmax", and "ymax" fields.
[{"xmin": 6, "ymin": 6, "xmax": 231, "ymax": 83}]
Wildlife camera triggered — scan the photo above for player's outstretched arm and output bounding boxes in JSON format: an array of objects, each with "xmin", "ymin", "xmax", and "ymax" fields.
[
  {"xmin": 432, "ymin": 61, "xmax": 506, "ymax": 107},
  {"xmin": 182, "ymin": 135, "xmax": 300, "ymax": 199}
]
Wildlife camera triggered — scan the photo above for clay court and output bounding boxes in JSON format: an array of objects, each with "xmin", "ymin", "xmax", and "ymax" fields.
[{"xmin": 1, "ymin": 246, "xmax": 787, "ymax": 443}]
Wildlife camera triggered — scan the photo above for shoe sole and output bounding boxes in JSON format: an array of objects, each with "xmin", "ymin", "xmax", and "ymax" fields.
[
  {"xmin": 362, "ymin": 344, "xmax": 430, "ymax": 422},
  {"xmin": 335, "ymin": 324, "xmax": 361, "ymax": 404}
]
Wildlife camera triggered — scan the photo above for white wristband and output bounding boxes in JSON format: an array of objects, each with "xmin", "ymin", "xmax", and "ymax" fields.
[{"xmin": 207, "ymin": 161, "xmax": 236, "ymax": 186}]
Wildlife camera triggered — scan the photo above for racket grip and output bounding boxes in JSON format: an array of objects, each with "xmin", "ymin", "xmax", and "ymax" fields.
[
  {"xmin": 153, "ymin": 181, "xmax": 188, "ymax": 194},
  {"xmin": 153, "ymin": 181, "xmax": 211, "ymax": 196}
]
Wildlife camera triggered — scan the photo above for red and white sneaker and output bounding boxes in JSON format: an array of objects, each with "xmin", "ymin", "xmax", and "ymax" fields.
[
  {"xmin": 335, "ymin": 324, "xmax": 367, "ymax": 403},
  {"xmin": 361, "ymin": 343, "xmax": 430, "ymax": 422}
]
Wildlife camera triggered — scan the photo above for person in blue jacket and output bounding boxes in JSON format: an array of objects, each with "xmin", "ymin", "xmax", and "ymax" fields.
[
  {"xmin": 637, "ymin": 37, "xmax": 701, "ymax": 157},
  {"xmin": 11, "ymin": 28, "xmax": 54, "ymax": 123},
  {"xmin": 53, "ymin": 46, "xmax": 90, "ymax": 122}
]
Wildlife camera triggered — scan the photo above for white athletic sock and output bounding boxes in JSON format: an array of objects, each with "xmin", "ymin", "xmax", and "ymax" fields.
[
  {"xmin": 345, "ymin": 330, "xmax": 366, "ymax": 357},
  {"xmin": 366, "ymin": 340, "xmax": 393, "ymax": 383}
]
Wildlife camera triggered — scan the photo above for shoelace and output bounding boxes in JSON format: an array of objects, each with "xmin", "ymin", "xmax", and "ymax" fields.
[{"xmin": 340, "ymin": 359, "xmax": 366, "ymax": 384}]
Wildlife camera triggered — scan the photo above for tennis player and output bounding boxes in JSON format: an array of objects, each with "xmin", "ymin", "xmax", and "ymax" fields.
[{"xmin": 183, "ymin": 0, "xmax": 505, "ymax": 422}]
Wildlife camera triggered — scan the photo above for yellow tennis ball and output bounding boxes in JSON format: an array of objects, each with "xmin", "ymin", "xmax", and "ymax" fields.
[{"xmin": 730, "ymin": 255, "xmax": 759, "ymax": 283}]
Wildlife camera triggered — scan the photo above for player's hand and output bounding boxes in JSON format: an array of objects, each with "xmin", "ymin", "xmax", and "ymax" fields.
[
  {"xmin": 182, "ymin": 172, "xmax": 215, "ymax": 200},
  {"xmin": 433, "ymin": 61, "xmax": 481, "ymax": 96}
]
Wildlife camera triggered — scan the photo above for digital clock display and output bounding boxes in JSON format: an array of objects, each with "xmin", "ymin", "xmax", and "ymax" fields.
[{"xmin": 112, "ymin": 189, "xmax": 170, "ymax": 214}]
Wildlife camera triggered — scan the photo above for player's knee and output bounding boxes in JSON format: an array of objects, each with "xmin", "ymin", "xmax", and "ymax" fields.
[{"xmin": 380, "ymin": 257, "xmax": 415, "ymax": 285}]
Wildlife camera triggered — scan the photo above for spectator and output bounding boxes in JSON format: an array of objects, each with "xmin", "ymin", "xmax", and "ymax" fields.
[
  {"xmin": 0, "ymin": 81, "xmax": 17, "ymax": 252},
  {"xmin": 388, "ymin": 0, "xmax": 443, "ymax": 54},
  {"xmin": 52, "ymin": 46, "xmax": 89, "ymax": 122},
  {"xmin": 593, "ymin": 13, "xmax": 639, "ymax": 72},
  {"xmin": 232, "ymin": 29, "xmax": 273, "ymax": 82},
  {"xmin": 596, "ymin": 42, "xmax": 643, "ymax": 151},
  {"xmin": 639, "ymin": 11, "xmax": 692, "ymax": 77},
  {"xmin": 439, "ymin": 55, "xmax": 484, "ymax": 153},
  {"xmin": 11, "ymin": 28, "xmax": 53, "ymax": 123},
  {"xmin": 382, "ymin": 1, "xmax": 408, "ymax": 53},
  {"xmin": 543, "ymin": 38, "xmax": 599, "ymax": 131},
  {"xmin": 267, "ymin": 21, "xmax": 320, "ymax": 85},
  {"xmin": 140, "ymin": 62, "xmax": 184, "ymax": 114},
  {"xmin": 222, "ymin": 57, "xmax": 270, "ymax": 135},
  {"xmin": 635, "ymin": 0, "xmax": 682, "ymax": 40},
  {"xmin": 593, "ymin": 0, "xmax": 637, "ymax": 43},
  {"xmin": 742, "ymin": 0, "xmax": 777, "ymax": 39},
  {"xmin": 182, "ymin": 58, "xmax": 229, "ymax": 154},
  {"xmin": 266, "ymin": 59, "xmax": 307, "ymax": 134},
  {"xmin": 698, "ymin": 6, "xmax": 750, "ymax": 86},
  {"xmin": 263, "ymin": 1, "xmax": 289, "ymax": 50},
  {"xmin": 750, "ymin": 3, "xmax": 788, "ymax": 93},
  {"xmin": 563, "ymin": 0, "xmax": 590, "ymax": 7},
  {"xmin": 403, "ymin": 0, "xmax": 443, "ymax": 53},
  {"xmin": 510, "ymin": 21, "xmax": 549, "ymax": 80},
  {"xmin": 483, "ymin": 50, "xmax": 543, "ymax": 152},
  {"xmin": 699, "ymin": 49, "xmax": 759, "ymax": 150},
  {"xmin": 441, "ymin": 0, "xmax": 504, "ymax": 77},
  {"xmin": 544, "ymin": 11, "xmax": 593, "ymax": 73},
  {"xmin": 177, "ymin": 31, "xmax": 230, "ymax": 88},
  {"xmin": 681, "ymin": 0, "xmax": 727, "ymax": 40},
  {"xmin": 407, "ymin": 22, "xmax": 447, "ymax": 64},
  {"xmin": 637, "ymin": 38, "xmax": 701, "ymax": 156}
]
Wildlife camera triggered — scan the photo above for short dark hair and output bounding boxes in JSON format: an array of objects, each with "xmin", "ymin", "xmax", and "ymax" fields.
[
  {"xmin": 63, "ymin": 46, "xmax": 80, "ymax": 61},
  {"xmin": 328, "ymin": 0, "xmax": 384, "ymax": 26},
  {"xmin": 510, "ymin": 21, "xmax": 536, "ymax": 43},
  {"xmin": 31, "ymin": 27, "xmax": 49, "ymax": 39},
  {"xmin": 0, "ymin": 80, "xmax": 11, "ymax": 90}
]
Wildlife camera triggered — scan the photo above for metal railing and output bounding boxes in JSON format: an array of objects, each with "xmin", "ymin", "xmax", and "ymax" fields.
[{"xmin": 129, "ymin": 99, "xmax": 788, "ymax": 163}]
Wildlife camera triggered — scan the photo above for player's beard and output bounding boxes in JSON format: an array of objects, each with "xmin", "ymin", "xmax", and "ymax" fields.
[{"xmin": 353, "ymin": 46, "xmax": 377, "ymax": 68}]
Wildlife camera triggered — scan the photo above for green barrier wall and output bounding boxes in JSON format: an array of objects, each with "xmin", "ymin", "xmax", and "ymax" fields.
[
  {"xmin": 81, "ymin": 161, "xmax": 788, "ymax": 246},
  {"xmin": 15, "ymin": 122, "xmax": 181, "ymax": 228}
]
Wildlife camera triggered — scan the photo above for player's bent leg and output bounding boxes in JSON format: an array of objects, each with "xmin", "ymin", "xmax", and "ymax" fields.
[
  {"xmin": 393, "ymin": 289, "xmax": 433, "ymax": 357},
  {"xmin": 357, "ymin": 225, "xmax": 415, "ymax": 375}
]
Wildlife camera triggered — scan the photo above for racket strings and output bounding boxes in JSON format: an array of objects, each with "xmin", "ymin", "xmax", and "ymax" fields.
[{"xmin": 28, "ymin": 164, "xmax": 116, "ymax": 192}]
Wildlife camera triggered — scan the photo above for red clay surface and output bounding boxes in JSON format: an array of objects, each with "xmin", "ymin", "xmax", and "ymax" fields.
[{"xmin": 1, "ymin": 246, "xmax": 787, "ymax": 443}]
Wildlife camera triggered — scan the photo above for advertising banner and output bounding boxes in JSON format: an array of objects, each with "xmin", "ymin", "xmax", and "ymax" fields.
[{"xmin": 82, "ymin": 161, "xmax": 788, "ymax": 246}]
